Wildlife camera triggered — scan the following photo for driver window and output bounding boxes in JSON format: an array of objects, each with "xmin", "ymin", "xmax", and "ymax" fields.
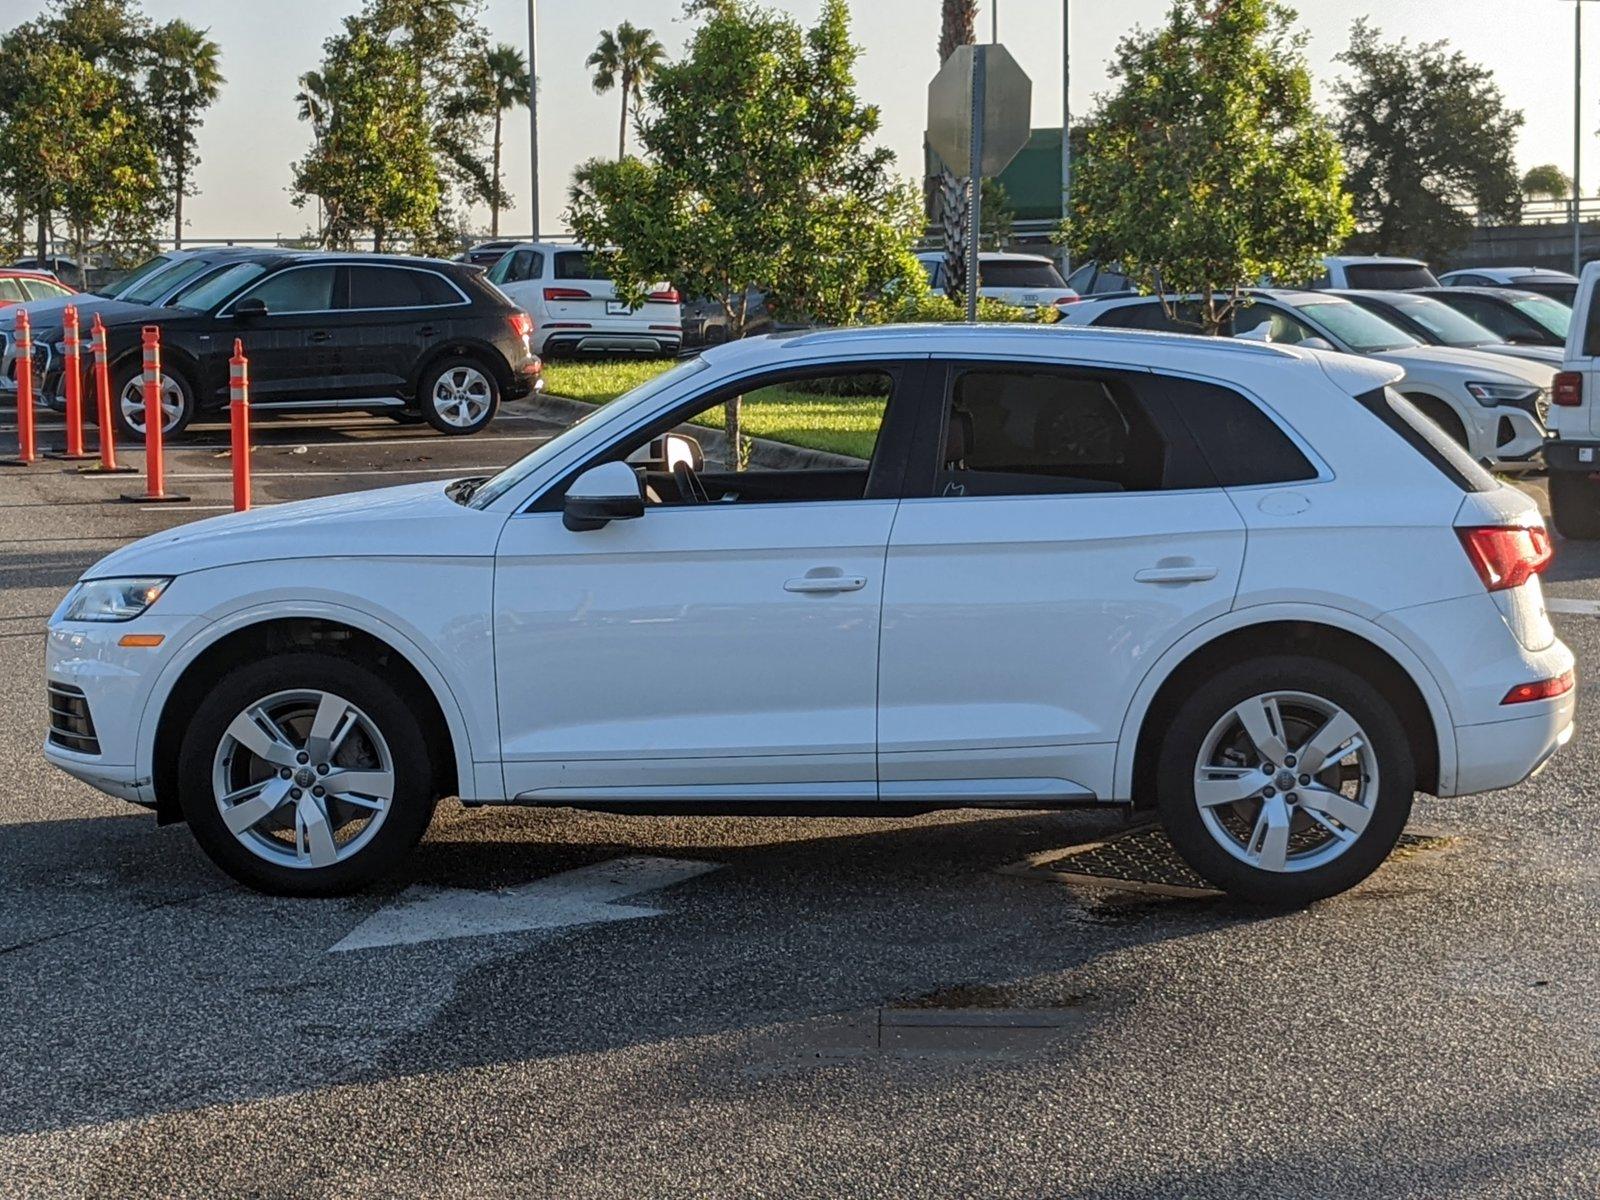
[{"xmin": 617, "ymin": 369, "xmax": 892, "ymax": 508}]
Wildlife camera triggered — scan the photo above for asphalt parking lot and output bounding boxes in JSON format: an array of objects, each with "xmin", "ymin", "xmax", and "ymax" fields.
[{"xmin": 2, "ymin": 406, "xmax": 1599, "ymax": 1199}]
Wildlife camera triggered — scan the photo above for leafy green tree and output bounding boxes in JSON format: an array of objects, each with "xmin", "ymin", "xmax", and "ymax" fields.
[
  {"xmin": 1062, "ymin": 0, "xmax": 1350, "ymax": 334},
  {"xmin": 1521, "ymin": 163, "xmax": 1574, "ymax": 203},
  {"xmin": 483, "ymin": 43, "xmax": 529, "ymax": 235},
  {"xmin": 586, "ymin": 22, "xmax": 666, "ymax": 160},
  {"xmin": 145, "ymin": 19, "xmax": 224, "ymax": 248},
  {"xmin": 291, "ymin": 22, "xmax": 441, "ymax": 250},
  {"xmin": 569, "ymin": 0, "xmax": 922, "ymax": 464},
  {"xmin": 1334, "ymin": 19, "xmax": 1523, "ymax": 261}
]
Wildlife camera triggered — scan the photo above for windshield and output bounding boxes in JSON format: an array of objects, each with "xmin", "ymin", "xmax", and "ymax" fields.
[
  {"xmin": 1296, "ymin": 299, "xmax": 1419, "ymax": 352},
  {"xmin": 171, "ymin": 262, "xmax": 269, "ymax": 312},
  {"xmin": 468, "ymin": 356, "xmax": 711, "ymax": 509},
  {"xmin": 1387, "ymin": 296, "xmax": 1503, "ymax": 347},
  {"xmin": 117, "ymin": 256, "xmax": 216, "ymax": 304},
  {"xmin": 101, "ymin": 254, "xmax": 176, "ymax": 299},
  {"xmin": 1511, "ymin": 294, "xmax": 1572, "ymax": 338}
]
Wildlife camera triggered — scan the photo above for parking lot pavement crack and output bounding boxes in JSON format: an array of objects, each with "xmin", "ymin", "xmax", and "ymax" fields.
[{"xmin": 0, "ymin": 884, "xmax": 234, "ymax": 958}]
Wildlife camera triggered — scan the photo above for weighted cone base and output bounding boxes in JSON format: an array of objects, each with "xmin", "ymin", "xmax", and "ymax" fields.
[
  {"xmin": 50, "ymin": 450, "xmax": 99, "ymax": 462},
  {"xmin": 118, "ymin": 491, "xmax": 190, "ymax": 503},
  {"xmin": 78, "ymin": 462, "xmax": 137, "ymax": 475},
  {"xmin": 0, "ymin": 458, "xmax": 40, "ymax": 468}
]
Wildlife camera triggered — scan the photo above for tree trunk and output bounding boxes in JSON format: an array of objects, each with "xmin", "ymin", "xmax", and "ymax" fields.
[
  {"xmin": 618, "ymin": 68, "xmax": 631, "ymax": 159},
  {"xmin": 174, "ymin": 112, "xmax": 187, "ymax": 249},
  {"xmin": 35, "ymin": 206, "xmax": 47, "ymax": 265},
  {"xmin": 491, "ymin": 107, "xmax": 503, "ymax": 236}
]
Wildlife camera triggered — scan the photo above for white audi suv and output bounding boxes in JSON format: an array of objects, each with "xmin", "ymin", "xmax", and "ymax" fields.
[{"xmin": 44, "ymin": 325, "xmax": 1574, "ymax": 904}]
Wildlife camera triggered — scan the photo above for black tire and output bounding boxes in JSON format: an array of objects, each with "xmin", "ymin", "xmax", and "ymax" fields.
[
  {"xmin": 110, "ymin": 357, "xmax": 195, "ymax": 441},
  {"xmin": 1550, "ymin": 470, "xmax": 1600, "ymax": 540},
  {"xmin": 387, "ymin": 409, "xmax": 427, "ymax": 425},
  {"xmin": 418, "ymin": 354, "xmax": 501, "ymax": 435},
  {"xmin": 176, "ymin": 652, "xmax": 439, "ymax": 896},
  {"xmin": 1404, "ymin": 393, "xmax": 1469, "ymax": 450},
  {"xmin": 1155, "ymin": 655, "xmax": 1415, "ymax": 906}
]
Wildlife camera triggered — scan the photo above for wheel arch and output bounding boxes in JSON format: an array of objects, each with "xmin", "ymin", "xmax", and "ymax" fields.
[
  {"xmin": 409, "ymin": 337, "xmax": 512, "ymax": 398},
  {"xmin": 1116, "ymin": 609, "xmax": 1451, "ymax": 807},
  {"xmin": 142, "ymin": 609, "xmax": 475, "ymax": 824}
]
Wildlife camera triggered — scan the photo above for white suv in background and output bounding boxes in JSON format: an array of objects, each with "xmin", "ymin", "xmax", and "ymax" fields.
[
  {"xmin": 1315, "ymin": 255, "xmax": 1439, "ymax": 290},
  {"xmin": 44, "ymin": 325, "xmax": 1572, "ymax": 906},
  {"xmin": 915, "ymin": 251, "xmax": 1078, "ymax": 311},
  {"xmin": 486, "ymin": 242, "xmax": 682, "ymax": 357},
  {"xmin": 1548, "ymin": 262, "xmax": 1600, "ymax": 537},
  {"xmin": 1060, "ymin": 291, "xmax": 1553, "ymax": 469}
]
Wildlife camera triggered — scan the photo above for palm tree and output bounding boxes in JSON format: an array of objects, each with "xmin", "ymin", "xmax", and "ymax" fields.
[
  {"xmin": 145, "ymin": 20, "xmax": 225, "ymax": 249},
  {"xmin": 586, "ymin": 22, "xmax": 666, "ymax": 160},
  {"xmin": 483, "ymin": 43, "xmax": 530, "ymax": 237},
  {"xmin": 294, "ymin": 70, "xmax": 336, "ymax": 242},
  {"xmin": 935, "ymin": 0, "xmax": 977, "ymax": 301}
]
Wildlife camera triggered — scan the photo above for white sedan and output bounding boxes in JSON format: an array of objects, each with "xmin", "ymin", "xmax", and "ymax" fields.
[{"xmin": 45, "ymin": 325, "xmax": 1573, "ymax": 904}]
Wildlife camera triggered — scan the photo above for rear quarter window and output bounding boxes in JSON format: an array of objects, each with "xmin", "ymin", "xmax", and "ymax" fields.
[
  {"xmin": 1158, "ymin": 377, "xmax": 1318, "ymax": 486},
  {"xmin": 1356, "ymin": 386, "xmax": 1496, "ymax": 493}
]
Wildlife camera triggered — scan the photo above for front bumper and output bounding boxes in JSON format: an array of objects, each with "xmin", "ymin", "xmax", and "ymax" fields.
[{"xmin": 1485, "ymin": 403, "xmax": 1548, "ymax": 466}]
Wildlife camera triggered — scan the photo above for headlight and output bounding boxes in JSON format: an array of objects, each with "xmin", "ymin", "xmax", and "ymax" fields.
[
  {"xmin": 63, "ymin": 577, "xmax": 172, "ymax": 622},
  {"xmin": 1465, "ymin": 381, "xmax": 1542, "ymax": 408}
]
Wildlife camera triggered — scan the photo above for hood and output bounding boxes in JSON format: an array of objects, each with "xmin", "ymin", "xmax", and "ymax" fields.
[
  {"xmin": 1472, "ymin": 343, "xmax": 1564, "ymax": 367},
  {"xmin": 0, "ymin": 295, "xmax": 169, "ymax": 336},
  {"xmin": 84, "ymin": 480, "xmax": 506, "ymax": 579},
  {"xmin": 1376, "ymin": 344, "xmax": 1555, "ymax": 385}
]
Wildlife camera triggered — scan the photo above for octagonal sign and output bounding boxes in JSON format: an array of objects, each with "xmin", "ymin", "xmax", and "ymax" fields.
[{"xmin": 927, "ymin": 43, "xmax": 1033, "ymax": 178}]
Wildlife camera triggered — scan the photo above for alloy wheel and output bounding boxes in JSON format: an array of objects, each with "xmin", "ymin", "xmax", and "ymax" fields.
[
  {"xmin": 430, "ymin": 365, "xmax": 492, "ymax": 428},
  {"xmin": 211, "ymin": 689, "xmax": 396, "ymax": 870},
  {"xmin": 119, "ymin": 373, "xmax": 185, "ymax": 435},
  {"xmin": 1192, "ymin": 690, "xmax": 1379, "ymax": 874}
]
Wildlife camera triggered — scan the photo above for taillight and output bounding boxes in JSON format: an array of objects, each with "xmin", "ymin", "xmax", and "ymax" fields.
[
  {"xmin": 544, "ymin": 287, "xmax": 591, "ymax": 302},
  {"xmin": 1051, "ymin": 294, "xmax": 1080, "ymax": 306},
  {"xmin": 647, "ymin": 287, "xmax": 681, "ymax": 303},
  {"xmin": 1554, "ymin": 371, "xmax": 1583, "ymax": 406},
  {"xmin": 1502, "ymin": 670, "xmax": 1574, "ymax": 704},
  {"xmin": 508, "ymin": 311, "xmax": 533, "ymax": 339},
  {"xmin": 1457, "ymin": 525, "xmax": 1553, "ymax": 592}
]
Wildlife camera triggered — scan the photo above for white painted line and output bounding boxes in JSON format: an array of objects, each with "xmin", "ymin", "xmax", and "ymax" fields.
[
  {"xmin": 1547, "ymin": 597, "xmax": 1600, "ymax": 616},
  {"xmin": 138, "ymin": 504, "xmax": 248, "ymax": 512},
  {"xmin": 166, "ymin": 465, "xmax": 507, "ymax": 480},
  {"xmin": 329, "ymin": 855, "xmax": 722, "ymax": 953}
]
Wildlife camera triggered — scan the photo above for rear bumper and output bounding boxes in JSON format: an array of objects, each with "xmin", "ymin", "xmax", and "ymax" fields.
[
  {"xmin": 534, "ymin": 319, "xmax": 681, "ymax": 358},
  {"xmin": 1545, "ymin": 439, "xmax": 1600, "ymax": 473}
]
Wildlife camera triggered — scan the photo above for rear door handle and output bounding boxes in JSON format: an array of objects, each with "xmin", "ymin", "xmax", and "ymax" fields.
[
  {"xmin": 1134, "ymin": 565, "xmax": 1219, "ymax": 584},
  {"xmin": 784, "ymin": 574, "xmax": 867, "ymax": 594},
  {"xmin": 417, "ymin": 325, "xmax": 438, "ymax": 337},
  {"xmin": 308, "ymin": 331, "xmax": 334, "ymax": 343}
]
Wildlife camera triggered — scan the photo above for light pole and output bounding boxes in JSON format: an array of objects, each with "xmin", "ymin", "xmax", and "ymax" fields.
[
  {"xmin": 1570, "ymin": 1, "xmax": 1600, "ymax": 275},
  {"xmin": 1061, "ymin": 0, "xmax": 1070, "ymax": 275},
  {"xmin": 527, "ymin": 0, "xmax": 541, "ymax": 242}
]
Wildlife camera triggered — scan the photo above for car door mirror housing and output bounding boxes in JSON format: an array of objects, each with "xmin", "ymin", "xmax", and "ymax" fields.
[
  {"xmin": 233, "ymin": 297, "xmax": 267, "ymax": 320},
  {"xmin": 563, "ymin": 460, "xmax": 645, "ymax": 531}
]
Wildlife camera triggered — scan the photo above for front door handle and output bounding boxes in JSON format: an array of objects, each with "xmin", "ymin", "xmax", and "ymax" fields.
[
  {"xmin": 417, "ymin": 325, "xmax": 438, "ymax": 337},
  {"xmin": 1134, "ymin": 564, "xmax": 1219, "ymax": 584},
  {"xmin": 784, "ymin": 574, "xmax": 867, "ymax": 594},
  {"xmin": 308, "ymin": 330, "xmax": 334, "ymax": 343}
]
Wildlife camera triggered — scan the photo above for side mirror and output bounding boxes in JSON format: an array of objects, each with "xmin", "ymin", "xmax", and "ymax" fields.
[
  {"xmin": 233, "ymin": 297, "xmax": 267, "ymax": 320},
  {"xmin": 563, "ymin": 460, "xmax": 644, "ymax": 531},
  {"xmin": 1300, "ymin": 336, "xmax": 1335, "ymax": 352}
]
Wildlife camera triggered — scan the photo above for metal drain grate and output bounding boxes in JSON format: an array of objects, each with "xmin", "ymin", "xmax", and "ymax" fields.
[{"xmin": 1004, "ymin": 824, "xmax": 1450, "ymax": 898}]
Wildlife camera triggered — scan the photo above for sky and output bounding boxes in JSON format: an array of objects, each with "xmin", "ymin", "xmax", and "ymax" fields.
[{"xmin": 3, "ymin": 0, "xmax": 1593, "ymax": 240}]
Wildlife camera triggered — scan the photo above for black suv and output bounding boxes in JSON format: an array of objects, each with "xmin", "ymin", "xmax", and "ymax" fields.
[{"xmin": 27, "ymin": 251, "xmax": 540, "ymax": 437}]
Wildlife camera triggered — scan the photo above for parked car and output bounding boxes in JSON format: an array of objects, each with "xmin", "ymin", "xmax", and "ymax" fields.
[
  {"xmin": 44, "ymin": 324, "xmax": 1572, "ymax": 903},
  {"xmin": 1, "ymin": 247, "xmax": 279, "ymax": 394},
  {"xmin": 32, "ymin": 252, "xmax": 541, "ymax": 438},
  {"xmin": 1545, "ymin": 262, "xmax": 1600, "ymax": 537},
  {"xmin": 485, "ymin": 241, "xmax": 681, "ymax": 357},
  {"xmin": 10, "ymin": 254, "xmax": 78, "ymax": 282},
  {"xmin": 1060, "ymin": 290, "xmax": 1553, "ymax": 468},
  {"xmin": 457, "ymin": 240, "xmax": 520, "ymax": 268},
  {"xmin": 1415, "ymin": 286, "xmax": 1571, "ymax": 349},
  {"xmin": 1063, "ymin": 259, "xmax": 1138, "ymax": 297},
  {"xmin": 1338, "ymin": 289, "xmax": 1562, "ymax": 366},
  {"xmin": 0, "ymin": 268, "xmax": 73, "ymax": 307},
  {"xmin": 915, "ymin": 251, "xmax": 1078, "ymax": 310},
  {"xmin": 1437, "ymin": 267, "xmax": 1579, "ymax": 306},
  {"xmin": 1314, "ymin": 255, "xmax": 1438, "ymax": 290}
]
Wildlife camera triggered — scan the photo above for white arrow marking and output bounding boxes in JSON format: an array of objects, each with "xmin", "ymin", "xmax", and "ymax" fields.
[
  {"xmin": 1547, "ymin": 597, "xmax": 1600, "ymax": 617},
  {"xmin": 329, "ymin": 855, "xmax": 721, "ymax": 953}
]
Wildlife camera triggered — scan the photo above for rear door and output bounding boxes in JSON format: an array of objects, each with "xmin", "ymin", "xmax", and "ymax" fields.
[
  {"xmin": 342, "ymin": 264, "xmax": 466, "ymax": 398},
  {"xmin": 978, "ymin": 257, "xmax": 1070, "ymax": 308},
  {"xmin": 1560, "ymin": 262, "xmax": 1600, "ymax": 438},
  {"xmin": 876, "ymin": 359, "xmax": 1247, "ymax": 804}
]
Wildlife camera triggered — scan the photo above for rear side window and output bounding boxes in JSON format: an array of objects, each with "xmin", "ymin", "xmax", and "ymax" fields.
[
  {"xmin": 1344, "ymin": 264, "xmax": 1438, "ymax": 289},
  {"xmin": 489, "ymin": 249, "xmax": 543, "ymax": 285},
  {"xmin": 1160, "ymin": 377, "xmax": 1318, "ymax": 486},
  {"xmin": 1355, "ymin": 386, "xmax": 1496, "ymax": 493},
  {"xmin": 348, "ymin": 266, "xmax": 461, "ymax": 309},
  {"xmin": 0, "ymin": 279, "xmax": 22, "ymax": 302},
  {"xmin": 935, "ymin": 367, "xmax": 1195, "ymax": 496},
  {"xmin": 1092, "ymin": 301, "xmax": 1196, "ymax": 333},
  {"xmin": 979, "ymin": 259, "xmax": 1066, "ymax": 289}
]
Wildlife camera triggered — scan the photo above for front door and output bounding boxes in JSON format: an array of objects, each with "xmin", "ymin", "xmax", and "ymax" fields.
[
  {"xmin": 876, "ymin": 360, "xmax": 1249, "ymax": 804},
  {"xmin": 491, "ymin": 359, "xmax": 928, "ymax": 805},
  {"xmin": 226, "ymin": 264, "xmax": 344, "ymax": 402}
]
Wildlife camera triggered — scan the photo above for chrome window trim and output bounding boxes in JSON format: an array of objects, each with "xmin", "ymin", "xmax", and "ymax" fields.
[{"xmin": 217, "ymin": 262, "xmax": 472, "ymax": 317}]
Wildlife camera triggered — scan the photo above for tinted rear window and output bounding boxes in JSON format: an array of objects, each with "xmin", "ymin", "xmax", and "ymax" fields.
[
  {"xmin": 348, "ymin": 266, "xmax": 461, "ymax": 308},
  {"xmin": 554, "ymin": 251, "xmax": 608, "ymax": 281},
  {"xmin": 1356, "ymin": 386, "xmax": 1496, "ymax": 493},
  {"xmin": 1161, "ymin": 377, "xmax": 1318, "ymax": 486},
  {"xmin": 1344, "ymin": 264, "xmax": 1438, "ymax": 289},
  {"xmin": 980, "ymin": 260, "xmax": 1066, "ymax": 289}
]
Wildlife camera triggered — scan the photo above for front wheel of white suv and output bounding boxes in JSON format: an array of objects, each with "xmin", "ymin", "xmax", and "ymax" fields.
[
  {"xmin": 176, "ymin": 653, "xmax": 439, "ymax": 895},
  {"xmin": 1156, "ymin": 656, "xmax": 1415, "ymax": 906}
]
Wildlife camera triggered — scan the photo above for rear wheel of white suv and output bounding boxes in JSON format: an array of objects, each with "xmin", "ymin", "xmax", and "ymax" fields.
[
  {"xmin": 1156, "ymin": 656, "xmax": 1415, "ymax": 906},
  {"xmin": 1549, "ymin": 471, "xmax": 1600, "ymax": 540}
]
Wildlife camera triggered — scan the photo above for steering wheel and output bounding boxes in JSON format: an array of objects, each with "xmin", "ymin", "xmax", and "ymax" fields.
[{"xmin": 672, "ymin": 460, "xmax": 709, "ymax": 505}]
